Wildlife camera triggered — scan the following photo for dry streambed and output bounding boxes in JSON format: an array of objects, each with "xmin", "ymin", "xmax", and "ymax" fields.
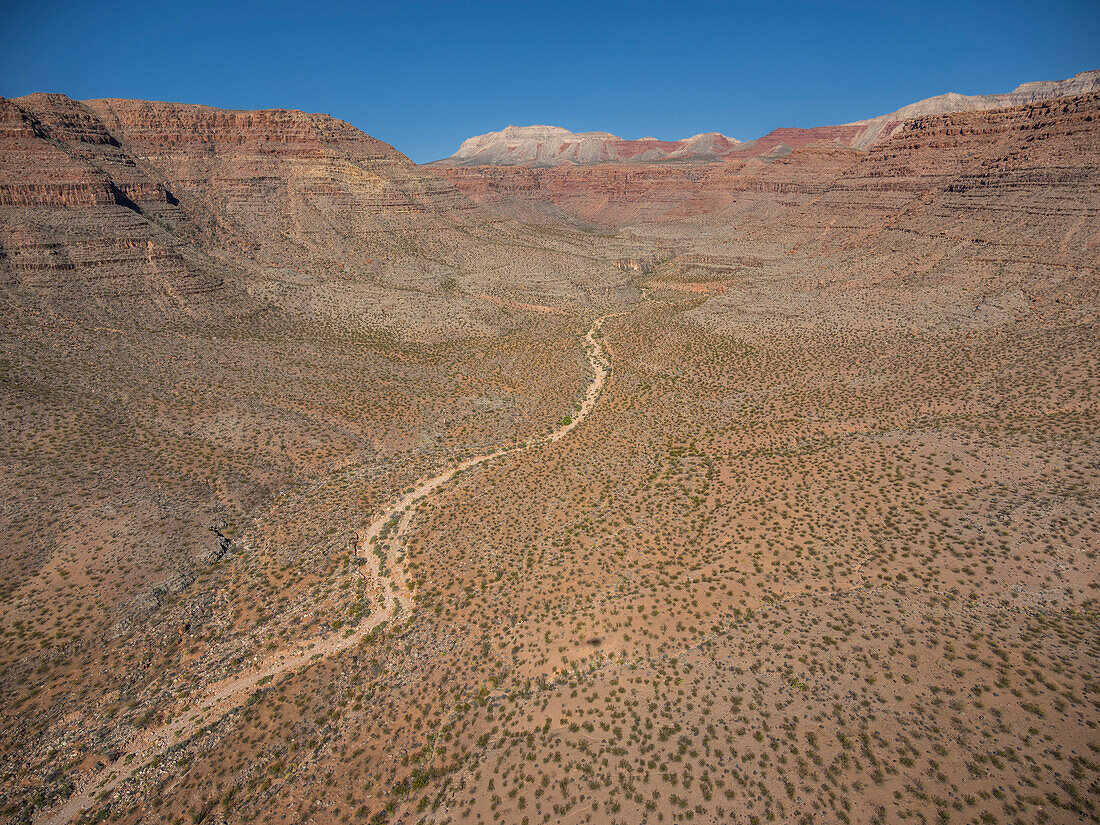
[{"xmin": 34, "ymin": 312, "xmax": 620, "ymax": 825}]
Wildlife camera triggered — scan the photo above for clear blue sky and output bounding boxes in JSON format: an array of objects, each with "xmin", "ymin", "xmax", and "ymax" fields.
[{"xmin": 2, "ymin": 0, "xmax": 1098, "ymax": 162}]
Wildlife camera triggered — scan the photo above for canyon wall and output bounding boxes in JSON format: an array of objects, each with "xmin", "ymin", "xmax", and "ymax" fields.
[
  {"xmin": 0, "ymin": 95, "xmax": 637, "ymax": 337},
  {"xmin": 0, "ymin": 94, "xmax": 233, "ymax": 325},
  {"xmin": 438, "ymin": 141, "xmax": 864, "ymax": 227},
  {"xmin": 670, "ymin": 93, "xmax": 1100, "ymax": 332}
]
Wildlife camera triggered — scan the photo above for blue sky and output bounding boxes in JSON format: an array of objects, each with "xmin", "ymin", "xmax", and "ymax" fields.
[{"xmin": 2, "ymin": 0, "xmax": 1098, "ymax": 162}]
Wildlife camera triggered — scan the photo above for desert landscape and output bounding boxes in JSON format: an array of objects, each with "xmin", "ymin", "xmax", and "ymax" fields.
[{"xmin": 1, "ymin": 25, "xmax": 1098, "ymax": 825}]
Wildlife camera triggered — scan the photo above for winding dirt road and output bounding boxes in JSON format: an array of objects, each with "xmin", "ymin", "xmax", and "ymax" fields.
[{"xmin": 35, "ymin": 312, "xmax": 620, "ymax": 825}]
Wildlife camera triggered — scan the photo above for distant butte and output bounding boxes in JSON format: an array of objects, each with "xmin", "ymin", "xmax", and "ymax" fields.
[
  {"xmin": 431, "ymin": 70, "xmax": 1100, "ymax": 227},
  {"xmin": 436, "ymin": 124, "xmax": 743, "ymax": 166},
  {"xmin": 433, "ymin": 70, "xmax": 1100, "ymax": 166}
]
